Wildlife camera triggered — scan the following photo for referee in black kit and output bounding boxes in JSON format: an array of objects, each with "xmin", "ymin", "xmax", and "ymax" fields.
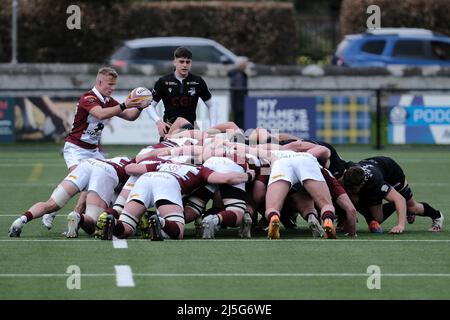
[{"xmin": 146, "ymin": 46, "xmax": 218, "ymax": 137}]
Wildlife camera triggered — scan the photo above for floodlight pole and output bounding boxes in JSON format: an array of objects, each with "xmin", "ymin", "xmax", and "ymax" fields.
[{"xmin": 11, "ymin": 0, "xmax": 18, "ymax": 64}]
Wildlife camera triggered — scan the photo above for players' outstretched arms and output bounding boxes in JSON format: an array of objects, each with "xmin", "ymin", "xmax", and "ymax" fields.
[{"xmin": 383, "ymin": 188, "xmax": 407, "ymax": 234}]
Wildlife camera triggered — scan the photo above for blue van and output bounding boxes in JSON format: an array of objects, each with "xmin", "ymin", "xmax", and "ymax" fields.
[{"xmin": 332, "ymin": 28, "xmax": 450, "ymax": 67}]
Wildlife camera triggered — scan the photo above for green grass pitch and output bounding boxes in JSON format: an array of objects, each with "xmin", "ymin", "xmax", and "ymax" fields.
[{"xmin": 0, "ymin": 143, "xmax": 449, "ymax": 300}]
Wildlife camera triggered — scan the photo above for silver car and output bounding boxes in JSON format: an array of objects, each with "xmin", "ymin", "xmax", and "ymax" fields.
[{"xmin": 109, "ymin": 36, "xmax": 240, "ymax": 68}]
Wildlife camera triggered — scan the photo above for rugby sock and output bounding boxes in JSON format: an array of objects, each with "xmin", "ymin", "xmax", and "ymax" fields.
[
  {"xmin": 421, "ymin": 202, "xmax": 441, "ymax": 219},
  {"xmin": 218, "ymin": 210, "xmax": 238, "ymax": 227},
  {"xmin": 321, "ymin": 210, "xmax": 335, "ymax": 221},
  {"xmin": 267, "ymin": 211, "xmax": 280, "ymax": 222},
  {"xmin": 22, "ymin": 211, "xmax": 33, "ymax": 223},
  {"xmin": 162, "ymin": 220, "xmax": 180, "ymax": 239}
]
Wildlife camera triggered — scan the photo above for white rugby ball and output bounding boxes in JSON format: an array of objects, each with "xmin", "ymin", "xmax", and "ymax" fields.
[{"xmin": 128, "ymin": 87, "xmax": 153, "ymax": 106}]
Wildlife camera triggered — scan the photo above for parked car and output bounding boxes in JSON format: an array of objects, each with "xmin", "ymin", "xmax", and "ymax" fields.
[
  {"xmin": 108, "ymin": 36, "xmax": 240, "ymax": 68},
  {"xmin": 332, "ymin": 28, "xmax": 450, "ymax": 67}
]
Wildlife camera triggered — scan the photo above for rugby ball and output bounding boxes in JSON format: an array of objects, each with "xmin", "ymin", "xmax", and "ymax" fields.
[{"xmin": 128, "ymin": 87, "xmax": 153, "ymax": 107}]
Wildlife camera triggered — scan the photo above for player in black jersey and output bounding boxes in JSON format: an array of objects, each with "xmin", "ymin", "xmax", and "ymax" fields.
[
  {"xmin": 146, "ymin": 47, "xmax": 217, "ymax": 138},
  {"xmin": 343, "ymin": 156, "xmax": 444, "ymax": 234}
]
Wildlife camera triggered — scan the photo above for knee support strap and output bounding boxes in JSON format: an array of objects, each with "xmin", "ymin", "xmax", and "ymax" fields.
[{"xmin": 50, "ymin": 185, "xmax": 72, "ymax": 208}]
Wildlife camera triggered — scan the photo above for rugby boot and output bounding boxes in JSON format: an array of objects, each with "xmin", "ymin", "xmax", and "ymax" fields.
[
  {"xmin": 267, "ymin": 215, "xmax": 280, "ymax": 240},
  {"xmin": 8, "ymin": 218, "xmax": 24, "ymax": 237},
  {"xmin": 66, "ymin": 211, "xmax": 80, "ymax": 238},
  {"xmin": 429, "ymin": 212, "xmax": 444, "ymax": 232},
  {"xmin": 323, "ymin": 218, "xmax": 336, "ymax": 239},
  {"xmin": 149, "ymin": 214, "xmax": 164, "ymax": 241},
  {"xmin": 308, "ymin": 214, "xmax": 325, "ymax": 238}
]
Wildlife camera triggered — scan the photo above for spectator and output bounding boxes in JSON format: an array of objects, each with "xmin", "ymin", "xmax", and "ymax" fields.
[{"xmin": 228, "ymin": 57, "xmax": 249, "ymax": 129}]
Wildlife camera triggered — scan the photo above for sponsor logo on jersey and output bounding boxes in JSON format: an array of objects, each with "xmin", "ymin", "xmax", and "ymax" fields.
[
  {"xmin": 188, "ymin": 87, "xmax": 196, "ymax": 96},
  {"xmin": 187, "ymin": 81, "xmax": 199, "ymax": 85},
  {"xmin": 165, "ymin": 81, "xmax": 178, "ymax": 85},
  {"xmin": 85, "ymin": 123, "xmax": 104, "ymax": 136},
  {"xmin": 68, "ymin": 174, "xmax": 77, "ymax": 180},
  {"xmin": 360, "ymin": 165, "xmax": 374, "ymax": 181}
]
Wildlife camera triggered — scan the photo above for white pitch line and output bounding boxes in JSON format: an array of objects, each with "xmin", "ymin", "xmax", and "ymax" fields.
[
  {"xmin": 1, "ymin": 272, "xmax": 450, "ymax": 278},
  {"xmin": 1, "ymin": 239, "xmax": 450, "ymax": 243},
  {"xmin": 112, "ymin": 236, "xmax": 128, "ymax": 249},
  {"xmin": 133, "ymin": 273, "xmax": 450, "ymax": 277},
  {"xmin": 115, "ymin": 265, "xmax": 135, "ymax": 287}
]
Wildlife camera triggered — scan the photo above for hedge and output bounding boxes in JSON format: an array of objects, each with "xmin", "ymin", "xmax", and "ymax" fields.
[{"xmin": 0, "ymin": 0, "xmax": 297, "ymax": 64}]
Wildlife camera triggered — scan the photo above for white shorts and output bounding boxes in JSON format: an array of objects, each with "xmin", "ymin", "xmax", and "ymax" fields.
[
  {"xmin": 63, "ymin": 142, "xmax": 104, "ymax": 169},
  {"xmin": 268, "ymin": 153, "xmax": 324, "ymax": 186},
  {"xmin": 203, "ymin": 156, "xmax": 245, "ymax": 192},
  {"xmin": 122, "ymin": 176, "xmax": 139, "ymax": 192},
  {"xmin": 127, "ymin": 172, "xmax": 183, "ymax": 208},
  {"xmin": 64, "ymin": 159, "xmax": 118, "ymax": 205}
]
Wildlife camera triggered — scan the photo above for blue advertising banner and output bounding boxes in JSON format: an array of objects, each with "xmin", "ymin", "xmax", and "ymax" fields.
[
  {"xmin": 388, "ymin": 95, "xmax": 450, "ymax": 144},
  {"xmin": 244, "ymin": 96, "xmax": 316, "ymax": 139},
  {"xmin": 0, "ymin": 98, "xmax": 15, "ymax": 142}
]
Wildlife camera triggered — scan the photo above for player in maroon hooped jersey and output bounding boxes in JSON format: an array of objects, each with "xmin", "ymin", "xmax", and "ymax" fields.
[
  {"xmin": 98, "ymin": 157, "xmax": 254, "ymax": 240},
  {"xmin": 64, "ymin": 67, "xmax": 146, "ymax": 170},
  {"xmin": 41, "ymin": 67, "xmax": 147, "ymax": 231}
]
